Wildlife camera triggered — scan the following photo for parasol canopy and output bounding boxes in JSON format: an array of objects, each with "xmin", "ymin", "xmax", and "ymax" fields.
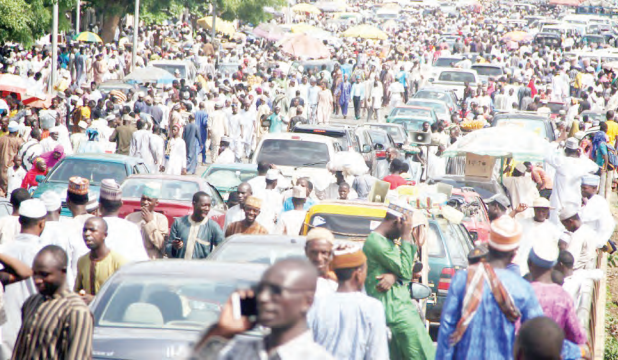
[
  {"xmin": 501, "ymin": 31, "xmax": 532, "ymax": 43},
  {"xmin": 125, "ymin": 66, "xmax": 176, "ymax": 85},
  {"xmin": 342, "ymin": 24, "xmax": 388, "ymax": 40},
  {"xmin": 253, "ymin": 23, "xmax": 287, "ymax": 41},
  {"xmin": 291, "ymin": 23, "xmax": 324, "ymax": 34},
  {"xmin": 291, "ymin": 3, "xmax": 322, "ymax": 14},
  {"xmin": 197, "ymin": 16, "xmax": 236, "ymax": 36},
  {"xmin": 279, "ymin": 34, "xmax": 331, "ymax": 59},
  {"xmin": 75, "ymin": 31, "xmax": 103, "ymax": 43},
  {"xmin": 443, "ymin": 125, "xmax": 551, "ymax": 160},
  {"xmin": 0, "ymin": 74, "xmax": 30, "ymax": 96}
]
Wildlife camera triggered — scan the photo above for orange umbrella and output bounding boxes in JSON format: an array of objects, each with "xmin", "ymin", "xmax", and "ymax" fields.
[
  {"xmin": 279, "ymin": 34, "xmax": 330, "ymax": 59},
  {"xmin": 501, "ymin": 31, "xmax": 532, "ymax": 43}
]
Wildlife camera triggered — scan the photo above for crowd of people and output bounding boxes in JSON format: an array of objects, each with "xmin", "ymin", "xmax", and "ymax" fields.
[{"xmin": 0, "ymin": 0, "xmax": 616, "ymax": 359}]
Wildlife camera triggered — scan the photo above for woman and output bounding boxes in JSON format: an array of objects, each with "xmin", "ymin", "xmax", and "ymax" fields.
[
  {"xmin": 38, "ymin": 144, "xmax": 64, "ymax": 169},
  {"xmin": 21, "ymin": 158, "xmax": 47, "ymax": 190}
]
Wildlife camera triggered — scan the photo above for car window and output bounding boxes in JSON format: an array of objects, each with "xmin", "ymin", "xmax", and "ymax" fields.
[
  {"xmin": 414, "ymin": 91, "xmax": 453, "ymax": 104},
  {"xmin": 211, "ymin": 243, "xmax": 305, "ymax": 265},
  {"xmin": 121, "ymin": 179, "xmax": 200, "ymax": 201},
  {"xmin": 309, "ymin": 213, "xmax": 385, "ymax": 240},
  {"xmin": 96, "ymin": 277, "xmax": 255, "ymax": 331},
  {"xmin": 47, "ymin": 159, "xmax": 127, "ymax": 185},
  {"xmin": 407, "ymin": 101, "xmax": 448, "ymax": 114},
  {"xmin": 438, "ymin": 71, "xmax": 476, "ymax": 83},
  {"xmin": 436, "ymin": 219, "xmax": 470, "ymax": 266},
  {"xmin": 495, "ymin": 118, "xmax": 547, "ymax": 139},
  {"xmin": 394, "ymin": 119, "xmax": 429, "ymax": 131},
  {"xmin": 205, "ymin": 168, "xmax": 258, "ymax": 191},
  {"xmin": 151, "ymin": 64, "xmax": 186, "ymax": 78},
  {"xmin": 427, "ymin": 222, "xmax": 446, "ymax": 257},
  {"xmin": 390, "ymin": 107, "xmax": 432, "ymax": 117},
  {"xmin": 433, "ymin": 58, "xmax": 461, "ymax": 67},
  {"xmin": 471, "ymin": 66, "xmax": 504, "ymax": 76},
  {"xmin": 256, "ymin": 139, "xmax": 330, "ymax": 168}
]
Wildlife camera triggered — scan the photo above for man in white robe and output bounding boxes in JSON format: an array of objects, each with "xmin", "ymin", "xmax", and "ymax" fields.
[
  {"xmin": 130, "ymin": 119, "xmax": 156, "ymax": 172},
  {"xmin": 228, "ymin": 104, "xmax": 244, "ymax": 162},
  {"xmin": 223, "ymin": 182, "xmax": 273, "ymax": 233},
  {"xmin": 580, "ymin": 174, "xmax": 616, "ymax": 249},
  {"xmin": 502, "ymin": 164, "xmax": 540, "ymax": 220},
  {"xmin": 560, "ymin": 205, "xmax": 597, "ymax": 271},
  {"xmin": 161, "ymin": 123, "xmax": 187, "ymax": 175}
]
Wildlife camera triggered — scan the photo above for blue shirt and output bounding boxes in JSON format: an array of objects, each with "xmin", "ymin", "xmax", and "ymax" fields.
[{"xmin": 282, "ymin": 197, "xmax": 316, "ymax": 212}]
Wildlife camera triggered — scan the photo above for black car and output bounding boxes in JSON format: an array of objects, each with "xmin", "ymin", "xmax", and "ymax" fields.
[
  {"xmin": 91, "ymin": 261, "xmax": 266, "ymax": 360},
  {"xmin": 292, "ymin": 124, "xmax": 360, "ymax": 152}
]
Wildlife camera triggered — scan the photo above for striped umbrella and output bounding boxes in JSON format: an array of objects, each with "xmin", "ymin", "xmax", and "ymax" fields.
[
  {"xmin": 0, "ymin": 74, "xmax": 29, "ymax": 96},
  {"xmin": 75, "ymin": 31, "xmax": 103, "ymax": 43}
]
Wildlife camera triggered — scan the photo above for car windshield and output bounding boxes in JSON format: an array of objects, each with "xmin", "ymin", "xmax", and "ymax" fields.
[
  {"xmin": 96, "ymin": 276, "xmax": 255, "ymax": 331},
  {"xmin": 211, "ymin": 242, "xmax": 305, "ymax": 265},
  {"xmin": 472, "ymin": 66, "xmax": 504, "ymax": 76},
  {"xmin": 407, "ymin": 101, "xmax": 448, "ymax": 115},
  {"xmin": 370, "ymin": 126, "xmax": 403, "ymax": 140},
  {"xmin": 369, "ymin": 131, "xmax": 391, "ymax": 146},
  {"xmin": 256, "ymin": 139, "xmax": 330, "ymax": 168},
  {"xmin": 433, "ymin": 58, "xmax": 461, "ymax": 67},
  {"xmin": 390, "ymin": 107, "xmax": 432, "ymax": 118},
  {"xmin": 495, "ymin": 118, "xmax": 547, "ymax": 139},
  {"xmin": 547, "ymin": 103, "xmax": 566, "ymax": 113},
  {"xmin": 438, "ymin": 71, "xmax": 476, "ymax": 83},
  {"xmin": 151, "ymin": 64, "xmax": 186, "ymax": 78},
  {"xmin": 394, "ymin": 119, "xmax": 430, "ymax": 131},
  {"xmin": 414, "ymin": 91, "xmax": 453, "ymax": 103},
  {"xmin": 121, "ymin": 179, "xmax": 201, "ymax": 201},
  {"xmin": 46, "ymin": 159, "xmax": 126, "ymax": 185},
  {"xmin": 434, "ymin": 219, "xmax": 472, "ymax": 265},
  {"xmin": 204, "ymin": 168, "xmax": 257, "ymax": 190}
]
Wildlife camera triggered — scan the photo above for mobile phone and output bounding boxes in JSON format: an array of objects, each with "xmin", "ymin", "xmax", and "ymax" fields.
[{"xmin": 231, "ymin": 292, "xmax": 258, "ymax": 320}]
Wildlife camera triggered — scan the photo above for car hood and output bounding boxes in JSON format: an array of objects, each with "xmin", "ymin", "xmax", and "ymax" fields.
[
  {"xmin": 93, "ymin": 327, "xmax": 199, "ymax": 360},
  {"xmin": 33, "ymin": 182, "xmax": 101, "ymax": 217}
]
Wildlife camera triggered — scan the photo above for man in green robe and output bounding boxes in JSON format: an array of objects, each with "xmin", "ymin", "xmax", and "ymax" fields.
[
  {"xmin": 363, "ymin": 208, "xmax": 435, "ymax": 360},
  {"xmin": 166, "ymin": 192, "xmax": 223, "ymax": 259}
]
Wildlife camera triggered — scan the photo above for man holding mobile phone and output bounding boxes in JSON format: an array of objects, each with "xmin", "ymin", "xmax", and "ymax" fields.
[{"xmin": 190, "ymin": 258, "xmax": 334, "ymax": 360}]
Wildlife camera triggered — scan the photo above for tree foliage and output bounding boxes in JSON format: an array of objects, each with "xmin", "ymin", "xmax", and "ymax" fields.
[
  {"xmin": 217, "ymin": 0, "xmax": 285, "ymax": 25},
  {"xmin": 0, "ymin": 0, "xmax": 74, "ymax": 46}
]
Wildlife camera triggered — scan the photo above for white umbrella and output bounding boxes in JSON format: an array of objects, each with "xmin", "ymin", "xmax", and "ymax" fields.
[{"xmin": 442, "ymin": 124, "xmax": 551, "ymax": 160}]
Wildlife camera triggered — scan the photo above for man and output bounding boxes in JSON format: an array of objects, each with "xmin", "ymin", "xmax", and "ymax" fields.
[
  {"xmin": 129, "ymin": 119, "xmax": 155, "ymax": 172},
  {"xmin": 304, "ymin": 228, "xmax": 337, "ymax": 296},
  {"xmin": 11, "ymin": 245, "xmax": 93, "ymax": 359},
  {"xmin": 161, "ymin": 123, "xmax": 187, "ymax": 175},
  {"xmin": 308, "ymin": 78, "xmax": 320, "ymax": 124},
  {"xmin": 267, "ymin": 105, "xmax": 287, "ymax": 134},
  {"xmin": 195, "ymin": 102, "xmax": 209, "ymax": 166},
  {"xmin": 125, "ymin": 183, "xmax": 169, "ymax": 259},
  {"xmin": 0, "ymin": 121, "xmax": 23, "ymax": 196},
  {"xmin": 580, "ymin": 174, "xmax": 615, "ymax": 249},
  {"xmin": 166, "ymin": 192, "xmax": 224, "ymax": 259},
  {"xmin": 0, "ymin": 250, "xmax": 32, "ymax": 357},
  {"xmin": 109, "ymin": 114, "xmax": 135, "ymax": 155},
  {"xmin": 40, "ymin": 126, "xmax": 59, "ymax": 153},
  {"xmin": 436, "ymin": 216, "xmax": 544, "ymax": 359},
  {"xmin": 502, "ymin": 163, "xmax": 539, "ymax": 219},
  {"xmin": 373, "ymin": 147, "xmax": 399, "ymax": 179},
  {"xmin": 524, "ymin": 161, "xmax": 553, "ymax": 199},
  {"xmin": 1, "ymin": 199, "xmax": 47, "ymax": 354},
  {"xmin": 514, "ymin": 317, "xmax": 566, "ymax": 360},
  {"xmin": 18, "ymin": 128, "xmax": 42, "ymax": 171},
  {"xmin": 247, "ymin": 162, "xmax": 270, "ymax": 199},
  {"xmin": 183, "ymin": 114, "xmax": 201, "ymax": 174},
  {"xmin": 527, "ymin": 242, "xmax": 587, "ymax": 345},
  {"xmin": 282, "ymin": 178, "xmax": 316, "ymax": 212},
  {"xmin": 0, "ymin": 188, "xmax": 30, "ymax": 245},
  {"xmin": 363, "ymin": 203, "xmax": 435, "ymax": 359},
  {"xmin": 560, "ymin": 206, "xmax": 596, "ymax": 271},
  {"xmin": 224, "ymin": 183, "xmax": 270, "ymax": 232},
  {"xmin": 514, "ymin": 197, "xmax": 561, "ymax": 276},
  {"xmin": 591, "ymin": 122, "xmax": 612, "ymax": 197},
  {"xmin": 225, "ymin": 196, "xmax": 269, "ymax": 236},
  {"xmin": 486, "ymin": 193, "xmax": 511, "ymax": 221},
  {"xmin": 350, "ymin": 77, "xmax": 365, "ymax": 120},
  {"xmin": 75, "ymin": 217, "xmax": 127, "ymax": 304},
  {"xmin": 275, "ymin": 186, "xmax": 307, "ymax": 236},
  {"xmin": 208, "ymin": 102, "xmax": 228, "ymax": 163},
  {"xmin": 191, "ymin": 258, "xmax": 334, "ymax": 360},
  {"xmin": 98, "ymin": 179, "xmax": 149, "ymax": 262},
  {"xmin": 308, "ymin": 243, "xmax": 389, "ymax": 359}
]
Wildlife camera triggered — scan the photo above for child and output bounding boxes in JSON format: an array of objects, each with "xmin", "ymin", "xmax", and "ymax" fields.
[{"xmin": 7, "ymin": 155, "xmax": 26, "ymax": 195}]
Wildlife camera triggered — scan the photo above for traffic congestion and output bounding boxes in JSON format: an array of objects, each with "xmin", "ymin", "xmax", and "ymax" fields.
[{"xmin": 0, "ymin": 0, "xmax": 615, "ymax": 359}]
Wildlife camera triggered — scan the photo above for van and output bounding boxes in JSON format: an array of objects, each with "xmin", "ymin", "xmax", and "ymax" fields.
[
  {"xmin": 149, "ymin": 60, "xmax": 197, "ymax": 83},
  {"xmin": 291, "ymin": 124, "xmax": 360, "ymax": 152}
]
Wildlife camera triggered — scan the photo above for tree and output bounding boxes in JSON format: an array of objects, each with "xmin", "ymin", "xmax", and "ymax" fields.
[{"xmin": 0, "ymin": 0, "xmax": 74, "ymax": 46}]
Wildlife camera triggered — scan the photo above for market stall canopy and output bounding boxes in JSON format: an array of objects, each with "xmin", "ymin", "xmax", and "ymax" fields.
[
  {"xmin": 125, "ymin": 66, "xmax": 175, "ymax": 85},
  {"xmin": 342, "ymin": 24, "xmax": 388, "ymax": 40},
  {"xmin": 197, "ymin": 16, "xmax": 236, "ymax": 36},
  {"xmin": 279, "ymin": 33, "xmax": 331, "ymax": 59},
  {"xmin": 501, "ymin": 31, "xmax": 533, "ymax": 43},
  {"xmin": 442, "ymin": 125, "xmax": 551, "ymax": 160},
  {"xmin": 75, "ymin": 31, "xmax": 103, "ymax": 43},
  {"xmin": 254, "ymin": 23, "xmax": 287, "ymax": 41},
  {"xmin": 0, "ymin": 74, "xmax": 30, "ymax": 96},
  {"xmin": 316, "ymin": 1, "xmax": 348, "ymax": 12},
  {"xmin": 291, "ymin": 3, "xmax": 322, "ymax": 14}
]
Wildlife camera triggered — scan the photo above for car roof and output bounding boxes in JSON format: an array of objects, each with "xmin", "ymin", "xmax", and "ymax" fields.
[
  {"xmin": 260, "ymin": 132, "xmax": 338, "ymax": 142},
  {"xmin": 204, "ymin": 163, "xmax": 258, "ymax": 171},
  {"xmin": 123, "ymin": 174, "xmax": 203, "ymax": 182},
  {"xmin": 64, "ymin": 153, "xmax": 143, "ymax": 165},
  {"xmin": 294, "ymin": 124, "xmax": 350, "ymax": 132},
  {"xmin": 494, "ymin": 112, "xmax": 548, "ymax": 120},
  {"xmin": 149, "ymin": 60, "xmax": 192, "ymax": 65},
  {"xmin": 112, "ymin": 260, "xmax": 267, "ymax": 280},
  {"xmin": 471, "ymin": 64, "xmax": 503, "ymax": 68},
  {"xmin": 416, "ymin": 87, "xmax": 456, "ymax": 94},
  {"xmin": 223, "ymin": 235, "xmax": 306, "ymax": 246},
  {"xmin": 407, "ymin": 99, "xmax": 448, "ymax": 105},
  {"xmin": 393, "ymin": 105, "xmax": 433, "ymax": 110}
]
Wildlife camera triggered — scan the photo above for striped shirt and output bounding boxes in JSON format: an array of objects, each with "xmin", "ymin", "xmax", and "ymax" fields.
[{"xmin": 11, "ymin": 289, "xmax": 93, "ymax": 360}]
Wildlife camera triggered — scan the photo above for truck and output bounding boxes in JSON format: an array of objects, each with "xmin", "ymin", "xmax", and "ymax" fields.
[{"xmin": 428, "ymin": 69, "xmax": 480, "ymax": 100}]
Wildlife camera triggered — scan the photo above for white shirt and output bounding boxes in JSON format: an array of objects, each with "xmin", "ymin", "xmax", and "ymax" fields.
[
  {"xmin": 40, "ymin": 220, "xmax": 88, "ymax": 289},
  {"xmin": 566, "ymin": 224, "xmax": 597, "ymax": 271},
  {"xmin": 7, "ymin": 167, "xmax": 26, "ymax": 195},
  {"xmin": 103, "ymin": 217, "xmax": 149, "ymax": 262},
  {"xmin": 580, "ymin": 194, "xmax": 615, "ymax": 248},
  {"xmin": 274, "ymin": 209, "xmax": 307, "ymax": 236},
  {"xmin": 163, "ymin": 137, "xmax": 187, "ymax": 175},
  {"xmin": 39, "ymin": 137, "xmax": 59, "ymax": 153},
  {"xmin": 514, "ymin": 218, "xmax": 561, "ymax": 275},
  {"xmin": 0, "ymin": 216, "xmax": 20, "ymax": 246}
]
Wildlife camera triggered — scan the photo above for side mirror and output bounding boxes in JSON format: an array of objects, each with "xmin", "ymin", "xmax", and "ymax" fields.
[
  {"xmin": 410, "ymin": 282, "xmax": 432, "ymax": 300},
  {"xmin": 428, "ymin": 78, "xmax": 434, "ymax": 83},
  {"xmin": 35, "ymin": 175, "xmax": 46, "ymax": 183},
  {"xmin": 374, "ymin": 143, "xmax": 384, "ymax": 150},
  {"xmin": 362, "ymin": 144, "xmax": 372, "ymax": 153},
  {"xmin": 384, "ymin": 115, "xmax": 389, "ymax": 119}
]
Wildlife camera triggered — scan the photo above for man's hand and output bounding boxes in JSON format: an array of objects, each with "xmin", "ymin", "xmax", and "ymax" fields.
[
  {"xmin": 400, "ymin": 214, "xmax": 414, "ymax": 243},
  {"xmin": 376, "ymin": 273, "xmax": 397, "ymax": 292},
  {"xmin": 215, "ymin": 290, "xmax": 256, "ymax": 339},
  {"xmin": 172, "ymin": 239, "xmax": 184, "ymax": 250},
  {"xmin": 181, "ymin": 168, "xmax": 187, "ymax": 175},
  {"xmin": 142, "ymin": 207, "xmax": 154, "ymax": 223},
  {"xmin": 514, "ymin": 203, "xmax": 528, "ymax": 214},
  {"xmin": 159, "ymin": 165, "xmax": 165, "ymax": 172}
]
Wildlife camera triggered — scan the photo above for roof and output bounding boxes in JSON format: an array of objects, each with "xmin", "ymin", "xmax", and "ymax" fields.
[
  {"xmin": 307, "ymin": 200, "xmax": 389, "ymax": 217},
  {"xmin": 114, "ymin": 260, "xmax": 267, "ymax": 279},
  {"xmin": 494, "ymin": 111, "xmax": 548, "ymax": 120},
  {"xmin": 293, "ymin": 124, "xmax": 350, "ymax": 132},
  {"xmin": 407, "ymin": 98, "xmax": 449, "ymax": 105},
  {"xmin": 64, "ymin": 153, "xmax": 144, "ymax": 165},
  {"xmin": 259, "ymin": 132, "xmax": 339, "ymax": 142},
  {"xmin": 203, "ymin": 163, "xmax": 258, "ymax": 171},
  {"xmin": 393, "ymin": 105, "xmax": 433, "ymax": 110},
  {"xmin": 123, "ymin": 174, "xmax": 205, "ymax": 182}
]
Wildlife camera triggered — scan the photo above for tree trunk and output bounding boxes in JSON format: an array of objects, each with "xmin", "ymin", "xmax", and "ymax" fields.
[{"xmin": 101, "ymin": 14, "xmax": 121, "ymax": 43}]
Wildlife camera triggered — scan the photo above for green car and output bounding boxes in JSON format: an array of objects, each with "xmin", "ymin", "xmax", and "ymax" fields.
[
  {"xmin": 386, "ymin": 105, "xmax": 438, "ymax": 132},
  {"xmin": 201, "ymin": 164, "xmax": 258, "ymax": 200},
  {"xmin": 32, "ymin": 153, "xmax": 150, "ymax": 217}
]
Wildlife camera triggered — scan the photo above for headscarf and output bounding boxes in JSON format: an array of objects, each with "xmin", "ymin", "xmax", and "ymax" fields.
[
  {"xmin": 591, "ymin": 130, "xmax": 608, "ymax": 161},
  {"xmin": 86, "ymin": 127, "xmax": 99, "ymax": 141},
  {"xmin": 39, "ymin": 145, "xmax": 65, "ymax": 169}
]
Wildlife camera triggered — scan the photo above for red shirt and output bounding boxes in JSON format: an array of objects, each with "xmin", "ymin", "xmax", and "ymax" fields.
[{"xmin": 382, "ymin": 174, "xmax": 408, "ymax": 190}]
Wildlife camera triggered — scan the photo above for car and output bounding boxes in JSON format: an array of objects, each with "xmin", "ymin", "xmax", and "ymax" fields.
[
  {"xmin": 32, "ymin": 153, "xmax": 150, "ymax": 217},
  {"xmin": 291, "ymin": 124, "xmax": 360, "ymax": 152},
  {"xmin": 492, "ymin": 111, "xmax": 556, "ymax": 142},
  {"xmin": 406, "ymin": 98, "xmax": 452, "ymax": 124},
  {"xmin": 207, "ymin": 235, "xmax": 307, "ymax": 264},
  {"xmin": 97, "ymin": 80, "xmax": 139, "ymax": 95},
  {"xmin": 581, "ymin": 110, "xmax": 605, "ymax": 124},
  {"xmin": 386, "ymin": 105, "xmax": 438, "ymax": 132},
  {"xmin": 534, "ymin": 32, "xmax": 562, "ymax": 48},
  {"xmin": 470, "ymin": 64, "xmax": 505, "ymax": 83},
  {"xmin": 299, "ymin": 200, "xmax": 474, "ymax": 323},
  {"xmin": 546, "ymin": 101, "xmax": 567, "ymax": 120},
  {"xmin": 216, "ymin": 62, "xmax": 241, "ymax": 78},
  {"xmin": 447, "ymin": 188, "xmax": 490, "ymax": 244},
  {"xmin": 355, "ymin": 127, "xmax": 379, "ymax": 170},
  {"xmin": 581, "ymin": 34, "xmax": 607, "ymax": 46},
  {"xmin": 429, "ymin": 69, "xmax": 480, "ymax": 100},
  {"xmin": 201, "ymin": 164, "xmax": 258, "ymax": 201},
  {"xmin": 365, "ymin": 123, "xmax": 409, "ymax": 148},
  {"xmin": 413, "ymin": 87, "xmax": 460, "ymax": 111},
  {"xmin": 149, "ymin": 60, "xmax": 197, "ymax": 83},
  {"xmin": 90, "ymin": 261, "xmax": 266, "ymax": 360},
  {"xmin": 0, "ymin": 198, "xmax": 12, "ymax": 219},
  {"xmin": 429, "ymin": 56, "xmax": 464, "ymax": 79},
  {"xmin": 118, "ymin": 174, "xmax": 226, "ymax": 230},
  {"xmin": 366, "ymin": 128, "xmax": 397, "ymax": 169},
  {"xmin": 430, "ymin": 174, "xmax": 510, "ymax": 201}
]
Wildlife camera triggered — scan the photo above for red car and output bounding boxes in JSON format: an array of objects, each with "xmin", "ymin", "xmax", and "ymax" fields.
[
  {"xmin": 118, "ymin": 174, "xmax": 227, "ymax": 229},
  {"xmin": 447, "ymin": 188, "xmax": 490, "ymax": 245}
]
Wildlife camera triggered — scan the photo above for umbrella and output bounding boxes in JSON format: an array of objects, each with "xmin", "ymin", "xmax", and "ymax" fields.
[
  {"xmin": 23, "ymin": 94, "xmax": 54, "ymax": 109},
  {"xmin": 291, "ymin": 23, "xmax": 324, "ymax": 34},
  {"xmin": 342, "ymin": 24, "xmax": 388, "ymax": 40},
  {"xmin": 291, "ymin": 3, "xmax": 322, "ymax": 14},
  {"xmin": 279, "ymin": 34, "xmax": 331, "ymax": 59},
  {"xmin": 501, "ymin": 31, "xmax": 532, "ymax": 43},
  {"xmin": 253, "ymin": 23, "xmax": 287, "ymax": 41},
  {"xmin": 125, "ymin": 66, "xmax": 176, "ymax": 85},
  {"xmin": 316, "ymin": 1, "xmax": 347, "ymax": 12},
  {"xmin": 75, "ymin": 31, "xmax": 103, "ymax": 43},
  {"xmin": 0, "ymin": 74, "xmax": 29, "ymax": 95},
  {"xmin": 197, "ymin": 16, "xmax": 236, "ymax": 36},
  {"xmin": 442, "ymin": 125, "xmax": 551, "ymax": 160}
]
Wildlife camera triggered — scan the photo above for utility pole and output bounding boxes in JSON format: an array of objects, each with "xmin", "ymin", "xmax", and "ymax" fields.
[
  {"xmin": 51, "ymin": 0, "xmax": 58, "ymax": 93},
  {"xmin": 76, "ymin": 0, "xmax": 81, "ymax": 33},
  {"xmin": 211, "ymin": 1, "xmax": 217, "ymax": 43},
  {"xmin": 132, "ymin": 0, "xmax": 140, "ymax": 72}
]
